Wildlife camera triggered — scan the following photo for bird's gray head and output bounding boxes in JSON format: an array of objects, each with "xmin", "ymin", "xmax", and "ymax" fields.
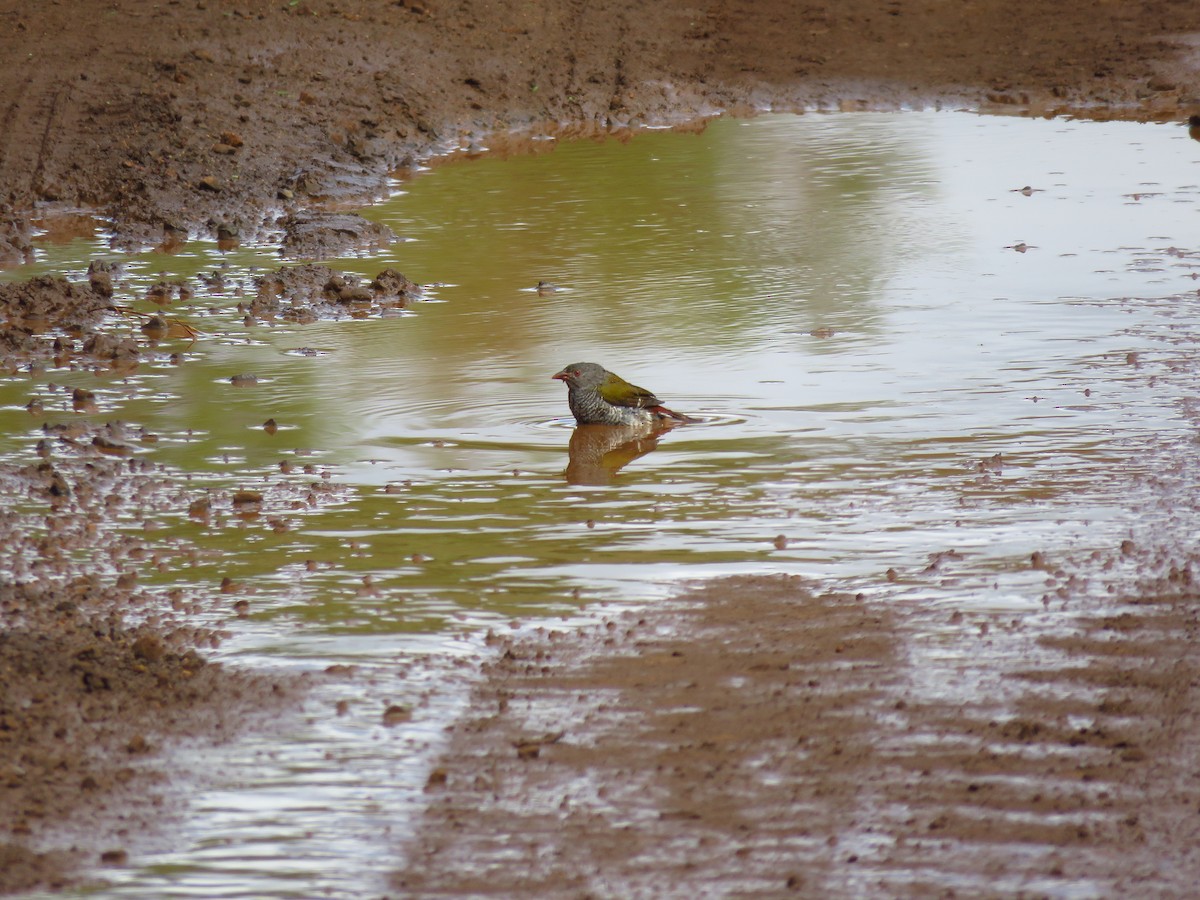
[{"xmin": 552, "ymin": 362, "xmax": 607, "ymax": 389}]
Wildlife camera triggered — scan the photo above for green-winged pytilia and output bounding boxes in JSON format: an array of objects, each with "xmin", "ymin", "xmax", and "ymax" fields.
[{"xmin": 552, "ymin": 361, "xmax": 695, "ymax": 426}]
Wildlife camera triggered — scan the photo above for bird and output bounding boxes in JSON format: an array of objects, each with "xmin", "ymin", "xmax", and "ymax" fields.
[
  {"xmin": 552, "ymin": 361, "xmax": 695, "ymax": 426},
  {"xmin": 1189, "ymin": 114, "xmax": 1200, "ymax": 143}
]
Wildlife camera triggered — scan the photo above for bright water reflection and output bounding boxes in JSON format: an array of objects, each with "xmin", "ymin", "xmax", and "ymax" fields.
[{"xmin": 5, "ymin": 111, "xmax": 1200, "ymax": 896}]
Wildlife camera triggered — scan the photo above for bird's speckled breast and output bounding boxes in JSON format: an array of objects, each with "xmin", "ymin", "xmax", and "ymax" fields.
[{"xmin": 567, "ymin": 386, "xmax": 654, "ymax": 426}]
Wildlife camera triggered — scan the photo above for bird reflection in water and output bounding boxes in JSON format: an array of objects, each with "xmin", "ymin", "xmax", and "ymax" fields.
[{"xmin": 563, "ymin": 422, "xmax": 672, "ymax": 485}]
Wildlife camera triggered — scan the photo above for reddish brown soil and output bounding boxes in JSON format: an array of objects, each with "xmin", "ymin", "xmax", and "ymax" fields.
[
  {"xmin": 2, "ymin": 0, "xmax": 1199, "ymax": 259},
  {"xmin": 395, "ymin": 570, "xmax": 1200, "ymax": 896},
  {"xmin": 4, "ymin": 0, "xmax": 1200, "ymax": 895}
]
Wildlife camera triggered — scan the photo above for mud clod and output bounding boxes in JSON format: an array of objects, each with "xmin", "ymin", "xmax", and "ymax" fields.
[{"xmin": 279, "ymin": 213, "xmax": 395, "ymax": 259}]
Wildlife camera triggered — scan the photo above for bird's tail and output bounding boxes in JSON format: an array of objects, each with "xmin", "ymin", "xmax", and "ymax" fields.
[{"xmin": 650, "ymin": 405, "xmax": 701, "ymax": 424}]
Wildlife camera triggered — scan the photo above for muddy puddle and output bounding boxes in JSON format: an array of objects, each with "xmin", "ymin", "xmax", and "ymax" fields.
[{"xmin": 4, "ymin": 111, "xmax": 1200, "ymax": 896}]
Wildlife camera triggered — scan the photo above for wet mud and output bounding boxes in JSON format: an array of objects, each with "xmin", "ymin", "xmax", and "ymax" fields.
[
  {"xmin": 0, "ymin": 416, "xmax": 314, "ymax": 894},
  {"xmin": 3, "ymin": 0, "xmax": 1200, "ymax": 259},
  {"xmin": 249, "ymin": 262, "xmax": 422, "ymax": 322},
  {"xmin": 394, "ymin": 563, "xmax": 1200, "ymax": 895},
  {"xmin": 5, "ymin": 0, "xmax": 1200, "ymax": 894}
]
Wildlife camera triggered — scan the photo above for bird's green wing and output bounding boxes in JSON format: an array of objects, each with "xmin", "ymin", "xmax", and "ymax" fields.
[{"xmin": 599, "ymin": 371, "xmax": 661, "ymax": 409}]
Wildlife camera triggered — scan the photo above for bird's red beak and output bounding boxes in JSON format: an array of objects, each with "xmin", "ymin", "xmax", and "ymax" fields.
[{"xmin": 551, "ymin": 371, "xmax": 566, "ymax": 381}]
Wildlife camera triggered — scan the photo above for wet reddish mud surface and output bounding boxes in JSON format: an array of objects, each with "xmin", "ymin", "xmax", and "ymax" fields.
[
  {"xmin": 4, "ymin": 0, "xmax": 1200, "ymax": 259},
  {"xmin": 5, "ymin": 0, "xmax": 1200, "ymax": 894},
  {"xmin": 395, "ymin": 565, "xmax": 1200, "ymax": 895},
  {"xmin": 0, "ymin": 410, "xmax": 313, "ymax": 893}
]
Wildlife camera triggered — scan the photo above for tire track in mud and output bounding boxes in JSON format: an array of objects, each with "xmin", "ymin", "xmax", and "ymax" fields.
[
  {"xmin": 0, "ymin": 6, "xmax": 101, "ymax": 212},
  {"xmin": 0, "ymin": 67, "xmax": 73, "ymax": 263},
  {"xmin": 0, "ymin": 73, "xmax": 63, "ymax": 207},
  {"xmin": 392, "ymin": 559, "xmax": 1200, "ymax": 897},
  {"xmin": 29, "ymin": 80, "xmax": 71, "ymax": 201},
  {"xmin": 0, "ymin": 73, "xmax": 32, "ymax": 194},
  {"xmin": 392, "ymin": 578, "xmax": 906, "ymax": 897},
  {"xmin": 840, "ymin": 586, "xmax": 1200, "ymax": 897}
]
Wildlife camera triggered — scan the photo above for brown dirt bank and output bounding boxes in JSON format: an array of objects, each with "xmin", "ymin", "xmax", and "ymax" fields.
[{"xmin": 3, "ymin": 0, "xmax": 1200, "ymax": 260}]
